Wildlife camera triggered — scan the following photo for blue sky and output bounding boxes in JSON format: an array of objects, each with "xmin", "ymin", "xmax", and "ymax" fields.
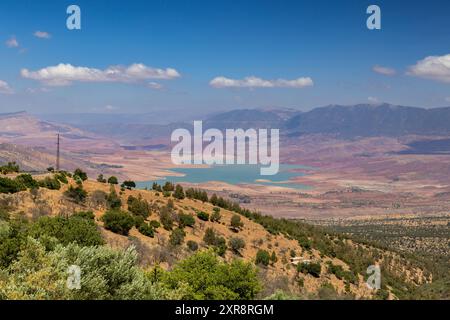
[{"xmin": 0, "ymin": 0, "xmax": 449, "ymax": 116}]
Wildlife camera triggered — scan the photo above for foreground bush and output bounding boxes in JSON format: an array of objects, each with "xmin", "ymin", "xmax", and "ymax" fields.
[
  {"xmin": 161, "ymin": 250, "xmax": 261, "ymax": 300},
  {"xmin": 0, "ymin": 239, "xmax": 167, "ymax": 300}
]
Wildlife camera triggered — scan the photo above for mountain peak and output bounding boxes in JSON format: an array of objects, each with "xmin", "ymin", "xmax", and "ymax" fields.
[{"xmin": 0, "ymin": 110, "xmax": 28, "ymax": 119}]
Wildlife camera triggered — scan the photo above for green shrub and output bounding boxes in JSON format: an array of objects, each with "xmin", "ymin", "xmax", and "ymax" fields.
[
  {"xmin": 203, "ymin": 228, "xmax": 227, "ymax": 256},
  {"xmin": 0, "ymin": 177, "xmax": 26, "ymax": 194},
  {"xmin": 159, "ymin": 206, "xmax": 174, "ymax": 231},
  {"xmin": 97, "ymin": 174, "xmax": 107, "ymax": 183},
  {"xmin": 14, "ymin": 174, "xmax": 39, "ymax": 189},
  {"xmin": 298, "ymin": 236, "xmax": 312, "ymax": 250},
  {"xmin": 270, "ymin": 251, "xmax": 278, "ymax": 264},
  {"xmin": 210, "ymin": 207, "xmax": 221, "ymax": 222},
  {"xmin": 297, "ymin": 262, "xmax": 321, "ymax": 278},
  {"xmin": 230, "ymin": 214, "xmax": 244, "ymax": 230},
  {"xmin": 327, "ymin": 262, "xmax": 357, "ymax": 284},
  {"xmin": 54, "ymin": 173, "xmax": 68, "ymax": 184},
  {"xmin": 64, "ymin": 185, "xmax": 87, "ymax": 204},
  {"xmin": 106, "ymin": 187, "xmax": 122, "ymax": 209},
  {"xmin": 178, "ymin": 213, "xmax": 195, "ymax": 228},
  {"xmin": 173, "ymin": 184, "xmax": 185, "ymax": 199},
  {"xmin": 152, "ymin": 182, "xmax": 162, "ymax": 191},
  {"xmin": 107, "ymin": 176, "xmax": 119, "ymax": 185},
  {"xmin": 134, "ymin": 215, "xmax": 145, "ymax": 228},
  {"xmin": 138, "ymin": 223, "xmax": 155, "ymax": 238},
  {"xmin": 0, "ymin": 208, "xmax": 10, "ymax": 221},
  {"xmin": 169, "ymin": 228, "xmax": 186, "ymax": 246},
  {"xmin": 72, "ymin": 211, "xmax": 95, "ymax": 221},
  {"xmin": 196, "ymin": 211, "xmax": 209, "ymax": 221},
  {"xmin": 127, "ymin": 195, "xmax": 151, "ymax": 218},
  {"xmin": 1, "ymin": 239, "xmax": 165, "ymax": 300},
  {"xmin": 229, "ymin": 237, "xmax": 245, "ymax": 254},
  {"xmin": 73, "ymin": 168, "xmax": 88, "ymax": 181},
  {"xmin": 0, "ymin": 162, "xmax": 20, "ymax": 174},
  {"xmin": 162, "ymin": 182, "xmax": 175, "ymax": 192},
  {"xmin": 203, "ymin": 228, "xmax": 218, "ymax": 246},
  {"xmin": 30, "ymin": 215, "xmax": 104, "ymax": 247},
  {"xmin": 214, "ymin": 236, "xmax": 227, "ymax": 256},
  {"xmin": 121, "ymin": 180, "xmax": 136, "ymax": 190},
  {"xmin": 187, "ymin": 240, "xmax": 199, "ymax": 251},
  {"xmin": 101, "ymin": 210, "xmax": 135, "ymax": 236},
  {"xmin": 255, "ymin": 250, "xmax": 271, "ymax": 266},
  {"xmin": 149, "ymin": 220, "xmax": 161, "ymax": 229},
  {"xmin": 185, "ymin": 188, "xmax": 208, "ymax": 202},
  {"xmin": 38, "ymin": 176, "xmax": 61, "ymax": 190},
  {"xmin": 161, "ymin": 250, "xmax": 261, "ymax": 300},
  {"xmin": 0, "ymin": 215, "xmax": 28, "ymax": 268}
]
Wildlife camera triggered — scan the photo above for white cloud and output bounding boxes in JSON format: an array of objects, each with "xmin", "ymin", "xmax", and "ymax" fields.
[
  {"xmin": 209, "ymin": 76, "xmax": 314, "ymax": 89},
  {"xmin": 407, "ymin": 54, "xmax": 450, "ymax": 83},
  {"xmin": 5, "ymin": 36, "xmax": 19, "ymax": 48},
  {"xmin": 0, "ymin": 80, "xmax": 14, "ymax": 94},
  {"xmin": 368, "ymin": 96, "xmax": 379, "ymax": 103},
  {"xmin": 21, "ymin": 63, "xmax": 181, "ymax": 86},
  {"xmin": 373, "ymin": 65, "xmax": 396, "ymax": 76},
  {"xmin": 104, "ymin": 105, "xmax": 118, "ymax": 111},
  {"xmin": 26, "ymin": 87, "xmax": 51, "ymax": 94},
  {"xmin": 147, "ymin": 82, "xmax": 163, "ymax": 90},
  {"xmin": 445, "ymin": 97, "xmax": 450, "ymax": 103},
  {"xmin": 34, "ymin": 31, "xmax": 51, "ymax": 39}
]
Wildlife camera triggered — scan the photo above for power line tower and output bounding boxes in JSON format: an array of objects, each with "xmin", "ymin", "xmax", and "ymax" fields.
[{"xmin": 56, "ymin": 134, "xmax": 60, "ymax": 172}]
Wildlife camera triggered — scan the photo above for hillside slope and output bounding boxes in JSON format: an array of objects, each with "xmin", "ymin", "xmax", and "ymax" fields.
[{"xmin": 0, "ymin": 173, "xmax": 434, "ymax": 299}]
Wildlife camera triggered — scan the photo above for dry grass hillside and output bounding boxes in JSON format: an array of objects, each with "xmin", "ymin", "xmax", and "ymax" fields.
[{"xmin": 0, "ymin": 173, "xmax": 433, "ymax": 299}]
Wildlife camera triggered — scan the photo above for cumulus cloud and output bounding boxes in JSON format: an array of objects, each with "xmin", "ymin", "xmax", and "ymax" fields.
[
  {"xmin": 34, "ymin": 31, "xmax": 51, "ymax": 39},
  {"xmin": 373, "ymin": 65, "xmax": 396, "ymax": 76},
  {"xmin": 5, "ymin": 36, "xmax": 19, "ymax": 48},
  {"xmin": 0, "ymin": 80, "xmax": 14, "ymax": 94},
  {"xmin": 407, "ymin": 54, "xmax": 450, "ymax": 83},
  {"xmin": 209, "ymin": 76, "xmax": 314, "ymax": 89},
  {"xmin": 21, "ymin": 63, "xmax": 181, "ymax": 86}
]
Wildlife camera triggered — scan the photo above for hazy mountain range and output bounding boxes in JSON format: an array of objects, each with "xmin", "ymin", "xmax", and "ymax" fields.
[{"xmin": 4, "ymin": 104, "xmax": 450, "ymax": 146}]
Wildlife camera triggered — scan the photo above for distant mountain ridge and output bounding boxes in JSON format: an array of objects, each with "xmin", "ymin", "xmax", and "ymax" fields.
[
  {"xmin": 200, "ymin": 104, "xmax": 450, "ymax": 138},
  {"xmin": 6, "ymin": 103, "xmax": 450, "ymax": 144},
  {"xmin": 285, "ymin": 104, "xmax": 450, "ymax": 137}
]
